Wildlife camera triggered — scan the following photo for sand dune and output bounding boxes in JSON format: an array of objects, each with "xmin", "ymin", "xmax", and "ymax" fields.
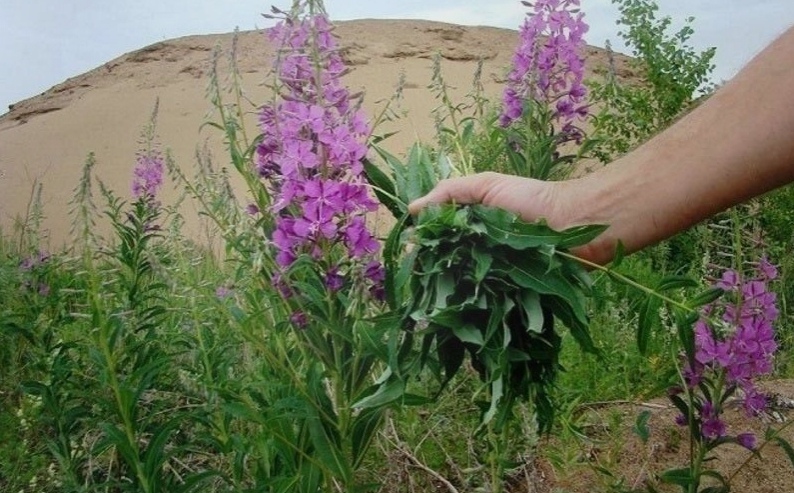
[{"xmin": 0, "ymin": 19, "xmax": 632, "ymax": 247}]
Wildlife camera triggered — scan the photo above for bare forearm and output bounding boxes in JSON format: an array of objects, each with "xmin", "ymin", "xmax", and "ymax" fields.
[{"xmin": 574, "ymin": 26, "xmax": 794, "ymax": 263}]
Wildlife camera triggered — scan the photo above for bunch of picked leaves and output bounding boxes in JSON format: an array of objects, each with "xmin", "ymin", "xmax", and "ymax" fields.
[
  {"xmin": 405, "ymin": 203, "xmax": 603, "ymax": 430},
  {"xmin": 364, "ymin": 145, "xmax": 605, "ymax": 431}
]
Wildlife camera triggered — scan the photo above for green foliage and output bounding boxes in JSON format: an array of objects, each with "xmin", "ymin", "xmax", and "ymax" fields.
[
  {"xmin": 589, "ymin": 0, "xmax": 716, "ymax": 160},
  {"xmin": 365, "ymin": 144, "xmax": 606, "ymax": 437},
  {"xmin": 401, "ymin": 202, "xmax": 603, "ymax": 432},
  {"xmin": 758, "ymin": 187, "xmax": 794, "ymax": 371}
]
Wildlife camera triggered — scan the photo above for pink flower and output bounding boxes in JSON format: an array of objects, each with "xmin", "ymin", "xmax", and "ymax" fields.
[{"xmin": 700, "ymin": 400, "xmax": 726, "ymax": 439}]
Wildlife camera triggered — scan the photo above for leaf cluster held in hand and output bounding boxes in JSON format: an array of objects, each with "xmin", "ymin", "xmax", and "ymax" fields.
[{"xmin": 397, "ymin": 202, "xmax": 605, "ymax": 430}]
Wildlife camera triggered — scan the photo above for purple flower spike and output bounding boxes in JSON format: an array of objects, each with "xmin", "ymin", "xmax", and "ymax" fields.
[
  {"xmin": 743, "ymin": 389, "xmax": 768, "ymax": 416},
  {"xmin": 758, "ymin": 256, "xmax": 778, "ymax": 281},
  {"xmin": 261, "ymin": 6, "xmax": 384, "ymax": 303},
  {"xmin": 501, "ymin": 0, "xmax": 589, "ymax": 127},
  {"xmin": 677, "ymin": 258, "xmax": 780, "ymax": 439},
  {"xmin": 701, "ymin": 416, "xmax": 727, "ymax": 440},
  {"xmin": 132, "ymin": 147, "xmax": 164, "ymax": 199},
  {"xmin": 19, "ymin": 257, "xmax": 35, "ymax": 271}
]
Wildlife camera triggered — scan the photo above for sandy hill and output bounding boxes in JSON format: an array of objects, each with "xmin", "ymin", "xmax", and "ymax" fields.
[{"xmin": 0, "ymin": 19, "xmax": 633, "ymax": 247}]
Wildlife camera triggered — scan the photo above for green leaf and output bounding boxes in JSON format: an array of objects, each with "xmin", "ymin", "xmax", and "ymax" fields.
[
  {"xmin": 174, "ymin": 471, "xmax": 220, "ymax": 493},
  {"xmin": 436, "ymin": 332, "xmax": 466, "ymax": 382},
  {"xmin": 374, "ymin": 145, "xmax": 411, "ymax": 206},
  {"xmin": 143, "ymin": 416, "xmax": 183, "ymax": 480},
  {"xmin": 484, "ymin": 297, "xmax": 508, "ymax": 347},
  {"xmin": 353, "ymin": 378, "xmax": 405, "ymax": 409},
  {"xmin": 221, "ymin": 402, "xmax": 266, "ymax": 424},
  {"xmin": 402, "ymin": 393, "xmax": 434, "ymax": 406},
  {"xmin": 306, "ymin": 414, "xmax": 351, "ymax": 483},
  {"xmin": 507, "ymin": 263, "xmax": 584, "ymax": 313},
  {"xmin": 405, "ymin": 144, "xmax": 438, "ymax": 202},
  {"xmin": 1, "ymin": 321, "xmax": 35, "ymax": 344},
  {"xmin": 370, "ymin": 130, "xmax": 400, "ymax": 144},
  {"xmin": 659, "ymin": 467, "xmax": 696, "ymax": 487},
  {"xmin": 637, "ymin": 297, "xmax": 660, "ymax": 355},
  {"xmin": 773, "ymin": 436, "xmax": 794, "ymax": 469},
  {"xmin": 384, "ymin": 213, "xmax": 411, "ymax": 309},
  {"xmin": 542, "ymin": 295, "xmax": 596, "ymax": 354},
  {"xmin": 668, "ymin": 394, "xmax": 690, "ymax": 418},
  {"xmin": 557, "ymin": 224, "xmax": 609, "ymax": 249},
  {"xmin": 97, "ymin": 423, "xmax": 138, "ymax": 469},
  {"xmin": 482, "ymin": 376, "xmax": 504, "ymax": 425},
  {"xmin": 434, "ymin": 271, "xmax": 457, "ymax": 310},
  {"xmin": 676, "ymin": 309, "xmax": 697, "ymax": 360},
  {"xmin": 451, "ymin": 325, "xmax": 485, "ymax": 347},
  {"xmin": 436, "ymin": 151, "xmax": 453, "ymax": 180},
  {"xmin": 473, "ymin": 207, "xmax": 563, "ymax": 249},
  {"xmin": 700, "ymin": 470, "xmax": 729, "ymax": 491},
  {"xmin": 611, "ymin": 240, "xmax": 627, "ymax": 267},
  {"xmin": 519, "ymin": 290, "xmax": 544, "ymax": 334},
  {"xmin": 689, "ymin": 287, "xmax": 724, "ymax": 308},
  {"xmin": 298, "ymin": 461, "xmax": 323, "ymax": 493},
  {"xmin": 351, "ymin": 408, "xmax": 385, "ymax": 469},
  {"xmin": 362, "ymin": 157, "xmax": 403, "ymax": 220},
  {"xmin": 656, "ymin": 275, "xmax": 699, "ymax": 292},
  {"xmin": 471, "ymin": 246, "xmax": 494, "ymax": 284}
]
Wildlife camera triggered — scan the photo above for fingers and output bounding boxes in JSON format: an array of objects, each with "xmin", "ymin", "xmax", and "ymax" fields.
[{"xmin": 407, "ymin": 172, "xmax": 500, "ymax": 215}]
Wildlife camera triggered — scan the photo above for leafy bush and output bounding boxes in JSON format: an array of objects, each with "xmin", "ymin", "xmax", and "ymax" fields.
[{"xmin": 590, "ymin": 0, "xmax": 716, "ymax": 160}]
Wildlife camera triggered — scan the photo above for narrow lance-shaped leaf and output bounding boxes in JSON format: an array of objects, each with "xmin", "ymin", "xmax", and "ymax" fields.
[
  {"xmin": 351, "ymin": 408, "xmax": 385, "ymax": 469},
  {"xmin": 637, "ymin": 297, "xmax": 661, "ymax": 355},
  {"xmin": 362, "ymin": 157, "xmax": 404, "ymax": 220}
]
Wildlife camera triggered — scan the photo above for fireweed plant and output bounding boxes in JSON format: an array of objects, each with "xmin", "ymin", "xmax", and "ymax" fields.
[
  {"xmin": 498, "ymin": 0, "xmax": 591, "ymax": 179},
  {"xmin": 659, "ymin": 258, "xmax": 784, "ymax": 492},
  {"xmin": 236, "ymin": 2, "xmax": 393, "ymax": 490},
  {"xmin": 87, "ymin": 116, "xmax": 187, "ymax": 493}
]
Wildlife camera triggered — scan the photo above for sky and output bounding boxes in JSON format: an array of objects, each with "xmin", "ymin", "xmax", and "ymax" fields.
[{"xmin": 1, "ymin": 0, "xmax": 792, "ymax": 113}]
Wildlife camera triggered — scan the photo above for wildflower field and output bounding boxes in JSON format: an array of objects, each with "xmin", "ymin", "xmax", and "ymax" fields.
[{"xmin": 3, "ymin": 1, "xmax": 794, "ymax": 492}]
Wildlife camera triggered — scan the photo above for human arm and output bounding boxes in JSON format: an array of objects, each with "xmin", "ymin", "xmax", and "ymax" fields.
[{"xmin": 409, "ymin": 25, "xmax": 794, "ymax": 265}]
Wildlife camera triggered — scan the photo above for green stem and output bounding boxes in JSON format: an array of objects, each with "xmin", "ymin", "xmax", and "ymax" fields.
[
  {"xmin": 557, "ymin": 251, "xmax": 697, "ymax": 314},
  {"xmin": 98, "ymin": 319, "xmax": 151, "ymax": 493}
]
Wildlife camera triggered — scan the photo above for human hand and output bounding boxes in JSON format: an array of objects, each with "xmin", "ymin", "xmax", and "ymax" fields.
[{"xmin": 408, "ymin": 171, "xmax": 614, "ymax": 265}]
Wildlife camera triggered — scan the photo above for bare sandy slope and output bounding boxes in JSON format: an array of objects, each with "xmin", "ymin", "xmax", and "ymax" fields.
[{"xmin": 0, "ymin": 19, "xmax": 633, "ymax": 247}]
